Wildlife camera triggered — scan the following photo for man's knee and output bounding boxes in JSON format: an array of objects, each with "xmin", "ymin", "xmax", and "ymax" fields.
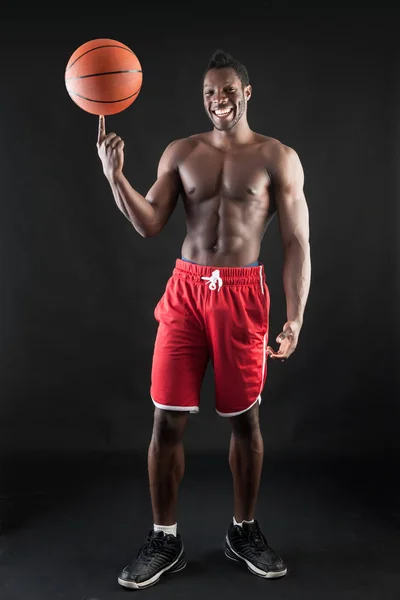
[
  {"xmin": 152, "ymin": 408, "xmax": 189, "ymax": 446},
  {"xmin": 230, "ymin": 402, "xmax": 261, "ymax": 438}
]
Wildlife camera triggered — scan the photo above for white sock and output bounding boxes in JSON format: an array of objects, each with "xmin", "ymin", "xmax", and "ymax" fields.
[
  {"xmin": 233, "ymin": 516, "xmax": 255, "ymax": 527},
  {"xmin": 153, "ymin": 523, "xmax": 177, "ymax": 536}
]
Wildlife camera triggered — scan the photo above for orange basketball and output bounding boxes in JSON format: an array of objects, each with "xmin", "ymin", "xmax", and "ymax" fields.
[{"xmin": 65, "ymin": 38, "xmax": 143, "ymax": 116}]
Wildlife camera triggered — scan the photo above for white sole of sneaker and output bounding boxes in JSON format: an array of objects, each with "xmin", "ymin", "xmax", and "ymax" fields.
[
  {"xmin": 225, "ymin": 536, "xmax": 287, "ymax": 579},
  {"xmin": 118, "ymin": 549, "xmax": 187, "ymax": 589}
]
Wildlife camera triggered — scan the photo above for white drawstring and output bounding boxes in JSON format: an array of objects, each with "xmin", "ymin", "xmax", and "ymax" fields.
[{"xmin": 201, "ymin": 269, "xmax": 223, "ymax": 291}]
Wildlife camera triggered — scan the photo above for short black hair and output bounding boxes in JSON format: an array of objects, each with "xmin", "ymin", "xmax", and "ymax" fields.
[{"xmin": 204, "ymin": 49, "xmax": 250, "ymax": 87}]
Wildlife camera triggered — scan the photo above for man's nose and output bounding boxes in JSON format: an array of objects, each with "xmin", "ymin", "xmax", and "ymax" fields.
[{"xmin": 214, "ymin": 90, "xmax": 227, "ymax": 104}]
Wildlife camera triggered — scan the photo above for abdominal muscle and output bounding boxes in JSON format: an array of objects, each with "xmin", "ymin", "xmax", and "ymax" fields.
[{"xmin": 180, "ymin": 194, "xmax": 268, "ymax": 267}]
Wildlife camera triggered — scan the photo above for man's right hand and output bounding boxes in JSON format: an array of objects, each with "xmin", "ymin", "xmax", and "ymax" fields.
[{"xmin": 96, "ymin": 115, "xmax": 125, "ymax": 182}]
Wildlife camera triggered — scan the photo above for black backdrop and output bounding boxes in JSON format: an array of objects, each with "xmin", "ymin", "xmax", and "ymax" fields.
[{"xmin": 0, "ymin": 11, "xmax": 398, "ymax": 467}]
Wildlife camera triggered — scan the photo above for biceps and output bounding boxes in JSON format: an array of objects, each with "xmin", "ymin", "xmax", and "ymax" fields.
[
  {"xmin": 277, "ymin": 191, "xmax": 310, "ymax": 246},
  {"xmin": 145, "ymin": 171, "xmax": 181, "ymax": 223}
]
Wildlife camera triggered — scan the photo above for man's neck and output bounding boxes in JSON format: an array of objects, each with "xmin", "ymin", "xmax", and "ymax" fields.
[{"xmin": 211, "ymin": 121, "xmax": 253, "ymax": 149}]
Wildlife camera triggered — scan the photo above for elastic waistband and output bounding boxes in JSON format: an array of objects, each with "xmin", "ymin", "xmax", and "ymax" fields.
[{"xmin": 173, "ymin": 258, "xmax": 265, "ymax": 285}]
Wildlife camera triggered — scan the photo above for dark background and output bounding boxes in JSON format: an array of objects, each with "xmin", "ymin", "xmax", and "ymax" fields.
[{"xmin": 0, "ymin": 10, "xmax": 399, "ymax": 473}]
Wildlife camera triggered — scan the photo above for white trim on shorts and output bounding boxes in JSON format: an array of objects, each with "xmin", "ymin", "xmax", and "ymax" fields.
[
  {"xmin": 216, "ymin": 394, "xmax": 262, "ymax": 418},
  {"xmin": 259, "ymin": 333, "xmax": 267, "ymax": 396},
  {"xmin": 151, "ymin": 396, "xmax": 199, "ymax": 414},
  {"xmin": 216, "ymin": 332, "xmax": 267, "ymax": 418}
]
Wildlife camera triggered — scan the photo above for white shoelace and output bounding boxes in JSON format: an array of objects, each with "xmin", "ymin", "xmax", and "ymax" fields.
[{"xmin": 201, "ymin": 269, "xmax": 223, "ymax": 291}]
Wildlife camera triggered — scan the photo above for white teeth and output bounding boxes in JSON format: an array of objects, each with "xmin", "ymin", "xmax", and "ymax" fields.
[{"xmin": 214, "ymin": 108, "xmax": 232, "ymax": 116}]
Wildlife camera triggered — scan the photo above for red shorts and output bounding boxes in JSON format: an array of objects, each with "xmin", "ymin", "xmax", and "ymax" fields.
[{"xmin": 150, "ymin": 259, "xmax": 270, "ymax": 417}]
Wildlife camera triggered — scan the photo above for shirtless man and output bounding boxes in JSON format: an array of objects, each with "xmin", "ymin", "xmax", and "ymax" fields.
[{"xmin": 97, "ymin": 49, "xmax": 311, "ymax": 590}]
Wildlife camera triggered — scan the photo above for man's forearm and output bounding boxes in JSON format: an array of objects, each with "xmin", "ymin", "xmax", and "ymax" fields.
[
  {"xmin": 108, "ymin": 173, "xmax": 157, "ymax": 237},
  {"xmin": 282, "ymin": 239, "xmax": 311, "ymax": 324}
]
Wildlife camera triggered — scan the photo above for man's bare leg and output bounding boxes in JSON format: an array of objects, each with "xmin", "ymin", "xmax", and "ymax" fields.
[
  {"xmin": 225, "ymin": 402, "xmax": 287, "ymax": 579},
  {"xmin": 118, "ymin": 408, "xmax": 189, "ymax": 590}
]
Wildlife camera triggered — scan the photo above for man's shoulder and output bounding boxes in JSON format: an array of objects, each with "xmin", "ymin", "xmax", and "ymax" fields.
[
  {"xmin": 163, "ymin": 134, "xmax": 204, "ymax": 159},
  {"xmin": 255, "ymin": 134, "xmax": 300, "ymax": 173},
  {"xmin": 255, "ymin": 133, "xmax": 293, "ymax": 156}
]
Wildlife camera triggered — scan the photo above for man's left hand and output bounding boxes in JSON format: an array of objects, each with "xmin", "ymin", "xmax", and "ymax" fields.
[{"xmin": 267, "ymin": 320, "xmax": 301, "ymax": 362}]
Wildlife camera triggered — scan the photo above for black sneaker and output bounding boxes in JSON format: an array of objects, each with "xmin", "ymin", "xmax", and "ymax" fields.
[
  {"xmin": 225, "ymin": 520, "xmax": 287, "ymax": 578},
  {"xmin": 118, "ymin": 529, "xmax": 186, "ymax": 589}
]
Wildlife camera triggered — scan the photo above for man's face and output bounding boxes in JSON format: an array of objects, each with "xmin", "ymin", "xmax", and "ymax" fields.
[{"xmin": 203, "ymin": 67, "xmax": 251, "ymax": 131}]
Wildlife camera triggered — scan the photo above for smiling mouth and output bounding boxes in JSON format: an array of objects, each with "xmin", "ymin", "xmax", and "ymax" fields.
[{"xmin": 212, "ymin": 107, "xmax": 234, "ymax": 118}]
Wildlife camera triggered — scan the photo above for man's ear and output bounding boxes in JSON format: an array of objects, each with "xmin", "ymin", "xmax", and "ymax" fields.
[{"xmin": 245, "ymin": 84, "xmax": 252, "ymax": 101}]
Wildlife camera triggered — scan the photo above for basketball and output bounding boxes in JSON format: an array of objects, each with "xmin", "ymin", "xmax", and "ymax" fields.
[{"xmin": 65, "ymin": 39, "xmax": 143, "ymax": 116}]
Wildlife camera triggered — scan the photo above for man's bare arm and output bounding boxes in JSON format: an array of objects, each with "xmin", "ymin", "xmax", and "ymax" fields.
[
  {"xmin": 272, "ymin": 144, "xmax": 311, "ymax": 326},
  {"xmin": 112, "ymin": 141, "xmax": 182, "ymax": 237},
  {"xmin": 97, "ymin": 116, "xmax": 182, "ymax": 237}
]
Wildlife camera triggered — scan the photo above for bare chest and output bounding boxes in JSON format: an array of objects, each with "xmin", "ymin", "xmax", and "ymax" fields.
[{"xmin": 179, "ymin": 147, "xmax": 271, "ymax": 203}]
